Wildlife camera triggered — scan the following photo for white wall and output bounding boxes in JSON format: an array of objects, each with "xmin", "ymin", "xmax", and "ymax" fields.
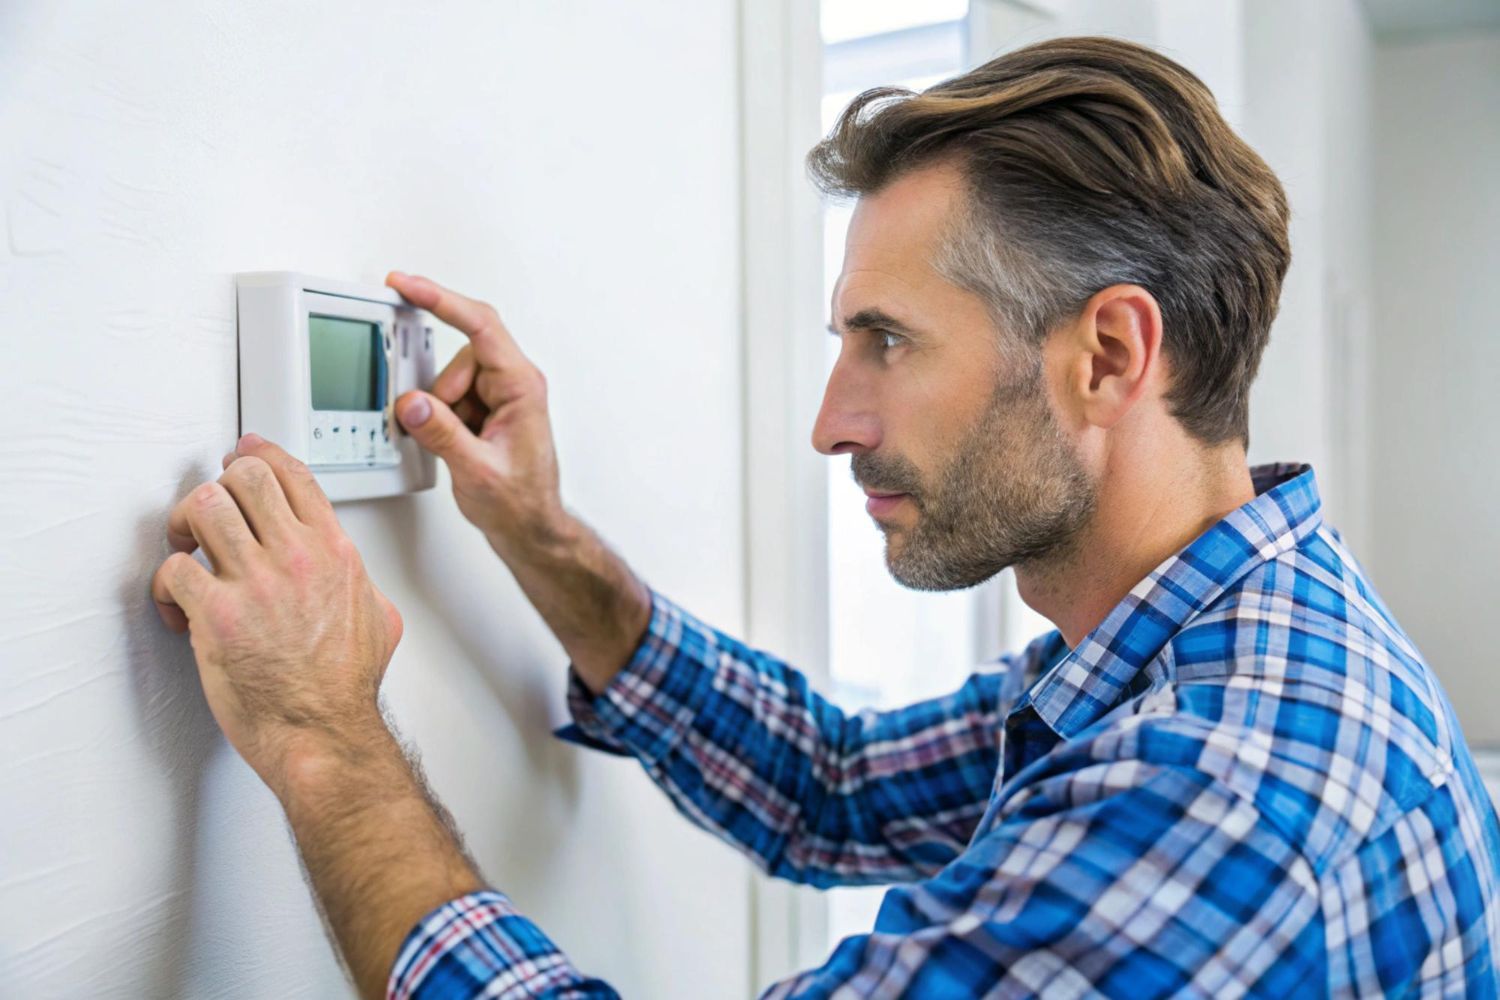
[
  {"xmin": 1370, "ymin": 33, "xmax": 1500, "ymax": 745},
  {"xmin": 1239, "ymin": 0, "xmax": 1376, "ymax": 554},
  {"xmin": 0, "ymin": 3, "xmax": 752, "ymax": 997}
]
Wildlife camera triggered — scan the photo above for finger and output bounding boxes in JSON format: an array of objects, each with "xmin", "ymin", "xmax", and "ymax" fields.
[
  {"xmin": 385, "ymin": 272, "xmax": 529, "ymax": 372},
  {"xmin": 218, "ymin": 455, "xmax": 299, "ymax": 545},
  {"xmin": 152, "ymin": 551, "xmax": 214, "ymax": 633},
  {"xmin": 432, "ymin": 344, "xmax": 478, "ymax": 405},
  {"xmin": 167, "ymin": 482, "xmax": 259, "ymax": 573},
  {"xmin": 395, "ymin": 391, "xmax": 488, "ymax": 474},
  {"xmin": 229, "ymin": 434, "xmax": 338, "ymax": 530},
  {"xmin": 167, "ymin": 511, "xmax": 200, "ymax": 555}
]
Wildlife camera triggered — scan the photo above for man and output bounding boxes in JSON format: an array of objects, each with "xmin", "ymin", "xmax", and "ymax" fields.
[{"xmin": 152, "ymin": 37, "xmax": 1500, "ymax": 998}]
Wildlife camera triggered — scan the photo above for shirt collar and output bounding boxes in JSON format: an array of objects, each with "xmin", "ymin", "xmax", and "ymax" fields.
[{"xmin": 1020, "ymin": 462, "xmax": 1323, "ymax": 739}]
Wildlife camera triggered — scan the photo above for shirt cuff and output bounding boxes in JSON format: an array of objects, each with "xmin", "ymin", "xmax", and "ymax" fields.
[
  {"xmin": 554, "ymin": 588, "xmax": 719, "ymax": 768},
  {"xmin": 388, "ymin": 890, "xmax": 577, "ymax": 999}
]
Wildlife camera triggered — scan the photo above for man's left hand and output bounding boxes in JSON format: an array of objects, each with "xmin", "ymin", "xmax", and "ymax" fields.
[{"xmin": 151, "ymin": 433, "xmax": 404, "ymax": 801}]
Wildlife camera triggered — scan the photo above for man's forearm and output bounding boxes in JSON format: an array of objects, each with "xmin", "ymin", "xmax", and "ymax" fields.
[
  {"xmin": 279, "ymin": 728, "xmax": 485, "ymax": 1000},
  {"xmin": 486, "ymin": 512, "xmax": 652, "ymax": 697},
  {"xmin": 273, "ymin": 512, "xmax": 645, "ymax": 997}
]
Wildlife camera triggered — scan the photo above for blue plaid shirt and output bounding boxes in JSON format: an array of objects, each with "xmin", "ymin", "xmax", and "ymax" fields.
[{"xmin": 389, "ymin": 464, "xmax": 1500, "ymax": 997}]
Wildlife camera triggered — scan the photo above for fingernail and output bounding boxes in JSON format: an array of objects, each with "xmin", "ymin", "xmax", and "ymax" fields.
[
  {"xmin": 401, "ymin": 395, "xmax": 431, "ymax": 428},
  {"xmin": 239, "ymin": 432, "xmax": 263, "ymax": 448}
]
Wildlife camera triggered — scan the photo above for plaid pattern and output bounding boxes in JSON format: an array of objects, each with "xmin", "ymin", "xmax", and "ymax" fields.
[{"xmin": 389, "ymin": 464, "xmax": 1500, "ymax": 998}]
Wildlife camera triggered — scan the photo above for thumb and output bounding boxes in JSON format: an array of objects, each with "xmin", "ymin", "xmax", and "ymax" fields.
[{"xmin": 396, "ymin": 391, "xmax": 485, "ymax": 472}]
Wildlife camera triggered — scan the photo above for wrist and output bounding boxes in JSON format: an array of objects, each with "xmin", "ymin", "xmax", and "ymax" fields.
[
  {"xmin": 267, "ymin": 716, "xmax": 485, "ymax": 1000},
  {"xmin": 484, "ymin": 500, "xmax": 579, "ymax": 564},
  {"xmin": 485, "ymin": 508, "xmax": 650, "ymax": 696},
  {"xmin": 273, "ymin": 722, "xmax": 401, "ymax": 815}
]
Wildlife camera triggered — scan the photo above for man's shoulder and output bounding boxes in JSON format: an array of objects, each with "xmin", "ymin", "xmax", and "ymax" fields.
[
  {"xmin": 1078, "ymin": 700, "xmax": 1422, "ymax": 875},
  {"xmin": 1165, "ymin": 524, "xmax": 1441, "ymax": 743},
  {"xmin": 1080, "ymin": 525, "xmax": 1464, "ymax": 872},
  {"xmin": 1170, "ymin": 524, "xmax": 1421, "ymax": 678}
]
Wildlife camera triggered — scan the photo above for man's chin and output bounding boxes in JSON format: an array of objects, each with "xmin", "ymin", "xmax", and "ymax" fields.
[
  {"xmin": 884, "ymin": 536, "xmax": 1014, "ymax": 592},
  {"xmin": 883, "ymin": 538, "xmax": 942, "ymax": 591}
]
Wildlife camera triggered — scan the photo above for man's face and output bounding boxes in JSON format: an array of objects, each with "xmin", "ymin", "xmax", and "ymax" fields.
[{"xmin": 814, "ymin": 161, "xmax": 1096, "ymax": 590}]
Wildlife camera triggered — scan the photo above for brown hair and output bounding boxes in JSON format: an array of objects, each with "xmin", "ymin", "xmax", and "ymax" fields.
[{"xmin": 807, "ymin": 36, "xmax": 1290, "ymax": 446}]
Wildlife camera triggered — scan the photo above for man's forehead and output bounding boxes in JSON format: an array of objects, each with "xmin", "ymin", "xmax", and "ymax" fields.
[
  {"xmin": 846, "ymin": 162, "xmax": 966, "ymax": 256},
  {"xmin": 834, "ymin": 163, "xmax": 967, "ymax": 316}
]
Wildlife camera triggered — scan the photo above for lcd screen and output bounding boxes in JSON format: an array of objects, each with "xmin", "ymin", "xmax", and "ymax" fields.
[{"xmin": 309, "ymin": 316, "xmax": 382, "ymax": 411}]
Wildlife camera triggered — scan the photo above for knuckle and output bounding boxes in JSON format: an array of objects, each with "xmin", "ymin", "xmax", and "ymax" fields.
[
  {"xmin": 245, "ymin": 572, "xmax": 276, "ymax": 606},
  {"xmin": 193, "ymin": 481, "xmax": 227, "ymax": 508},
  {"xmin": 385, "ymin": 602, "xmax": 405, "ymax": 646},
  {"xmin": 239, "ymin": 455, "xmax": 273, "ymax": 478},
  {"xmin": 327, "ymin": 532, "xmax": 360, "ymax": 565},
  {"xmin": 223, "ymin": 455, "xmax": 272, "ymax": 486},
  {"xmin": 203, "ymin": 592, "xmax": 242, "ymax": 639},
  {"xmin": 165, "ymin": 551, "xmax": 195, "ymax": 579},
  {"xmin": 282, "ymin": 543, "xmax": 314, "ymax": 577}
]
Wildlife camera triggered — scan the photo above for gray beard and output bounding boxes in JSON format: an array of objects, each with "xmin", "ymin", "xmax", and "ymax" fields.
[{"xmin": 852, "ymin": 366, "xmax": 1097, "ymax": 591}]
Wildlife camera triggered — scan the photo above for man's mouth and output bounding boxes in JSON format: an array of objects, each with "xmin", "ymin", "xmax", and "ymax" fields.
[{"xmin": 863, "ymin": 489, "xmax": 910, "ymax": 517}]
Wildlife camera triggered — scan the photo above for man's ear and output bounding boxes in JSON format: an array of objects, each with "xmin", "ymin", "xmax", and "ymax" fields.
[{"xmin": 1061, "ymin": 284, "xmax": 1163, "ymax": 431}]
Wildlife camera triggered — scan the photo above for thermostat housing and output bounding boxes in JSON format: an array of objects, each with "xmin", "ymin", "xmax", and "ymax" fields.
[{"xmin": 235, "ymin": 272, "xmax": 437, "ymax": 502}]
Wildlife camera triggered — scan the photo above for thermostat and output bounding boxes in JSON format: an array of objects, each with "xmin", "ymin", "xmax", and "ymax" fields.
[{"xmin": 235, "ymin": 272, "xmax": 437, "ymax": 502}]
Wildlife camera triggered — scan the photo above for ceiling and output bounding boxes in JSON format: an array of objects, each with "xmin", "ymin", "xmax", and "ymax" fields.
[{"xmin": 1359, "ymin": 0, "xmax": 1500, "ymax": 41}]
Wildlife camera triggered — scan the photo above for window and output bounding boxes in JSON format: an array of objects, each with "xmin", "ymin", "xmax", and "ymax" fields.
[{"xmin": 818, "ymin": 0, "xmax": 983, "ymax": 945}]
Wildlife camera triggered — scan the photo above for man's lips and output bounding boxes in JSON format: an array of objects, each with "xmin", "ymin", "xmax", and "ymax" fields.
[{"xmin": 863, "ymin": 489, "xmax": 910, "ymax": 517}]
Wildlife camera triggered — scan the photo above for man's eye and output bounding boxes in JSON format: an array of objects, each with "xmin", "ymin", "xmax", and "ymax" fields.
[{"xmin": 877, "ymin": 331, "xmax": 903, "ymax": 350}]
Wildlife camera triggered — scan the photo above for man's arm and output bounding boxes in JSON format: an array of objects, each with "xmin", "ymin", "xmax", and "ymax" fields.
[
  {"xmin": 561, "ymin": 587, "xmax": 1025, "ymax": 886},
  {"xmin": 280, "ymin": 729, "xmax": 484, "ymax": 997},
  {"xmin": 383, "ymin": 272, "xmax": 1023, "ymax": 885},
  {"xmin": 382, "ymin": 271, "xmax": 650, "ymax": 698},
  {"xmin": 151, "ymin": 435, "xmax": 491, "ymax": 998}
]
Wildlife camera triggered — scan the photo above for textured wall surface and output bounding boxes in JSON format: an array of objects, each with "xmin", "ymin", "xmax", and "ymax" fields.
[
  {"xmin": 0, "ymin": 3, "xmax": 751, "ymax": 996},
  {"xmin": 1372, "ymin": 33, "xmax": 1500, "ymax": 745}
]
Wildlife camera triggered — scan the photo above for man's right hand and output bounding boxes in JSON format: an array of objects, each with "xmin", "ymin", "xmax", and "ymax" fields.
[
  {"xmin": 385, "ymin": 271, "xmax": 651, "ymax": 696},
  {"xmin": 387, "ymin": 272, "xmax": 566, "ymax": 552}
]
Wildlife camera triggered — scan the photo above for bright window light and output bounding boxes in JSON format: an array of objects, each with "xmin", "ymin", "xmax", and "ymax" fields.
[{"xmin": 821, "ymin": 0, "xmax": 970, "ymax": 45}]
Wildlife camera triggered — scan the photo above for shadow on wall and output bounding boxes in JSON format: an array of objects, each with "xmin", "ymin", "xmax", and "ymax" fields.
[
  {"xmin": 370, "ymin": 494, "xmax": 588, "ymax": 838},
  {"xmin": 119, "ymin": 461, "xmax": 224, "ymax": 999}
]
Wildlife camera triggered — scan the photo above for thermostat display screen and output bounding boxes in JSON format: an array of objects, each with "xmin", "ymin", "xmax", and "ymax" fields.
[{"xmin": 309, "ymin": 315, "xmax": 382, "ymax": 411}]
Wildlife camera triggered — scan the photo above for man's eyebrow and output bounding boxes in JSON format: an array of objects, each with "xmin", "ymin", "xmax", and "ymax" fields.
[{"xmin": 827, "ymin": 309, "xmax": 920, "ymax": 336}]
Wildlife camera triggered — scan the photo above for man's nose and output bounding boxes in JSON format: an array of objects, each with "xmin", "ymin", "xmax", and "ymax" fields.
[{"xmin": 811, "ymin": 362, "xmax": 881, "ymax": 456}]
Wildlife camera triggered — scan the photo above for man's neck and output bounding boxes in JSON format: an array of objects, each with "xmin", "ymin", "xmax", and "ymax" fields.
[{"xmin": 1015, "ymin": 443, "xmax": 1256, "ymax": 649}]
